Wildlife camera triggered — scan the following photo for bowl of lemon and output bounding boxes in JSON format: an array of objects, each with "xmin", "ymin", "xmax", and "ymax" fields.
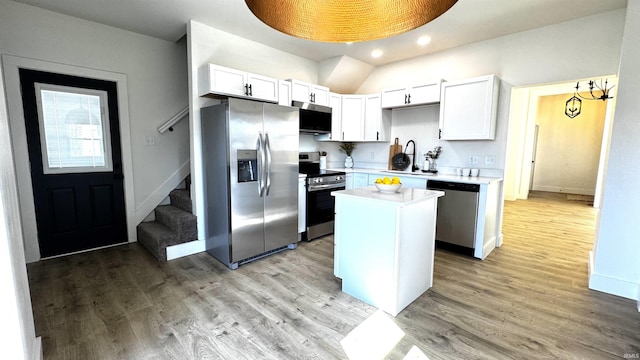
[{"xmin": 374, "ymin": 176, "xmax": 402, "ymax": 193}]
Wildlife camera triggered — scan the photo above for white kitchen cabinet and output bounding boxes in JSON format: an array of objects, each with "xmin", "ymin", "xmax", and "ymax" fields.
[
  {"xmin": 381, "ymin": 80, "xmax": 442, "ymax": 109},
  {"xmin": 199, "ymin": 64, "xmax": 278, "ymax": 103},
  {"xmin": 364, "ymin": 93, "xmax": 391, "ymax": 142},
  {"xmin": 353, "ymin": 173, "xmax": 369, "ymax": 189},
  {"xmin": 289, "ymin": 79, "xmax": 330, "ymax": 106},
  {"xmin": 439, "ymin": 74, "xmax": 499, "ymax": 140},
  {"xmin": 340, "ymin": 94, "xmax": 365, "ymax": 141},
  {"xmin": 278, "ymin": 79, "xmax": 292, "ymax": 106},
  {"xmin": 329, "ymin": 92, "xmax": 343, "ymax": 141}
]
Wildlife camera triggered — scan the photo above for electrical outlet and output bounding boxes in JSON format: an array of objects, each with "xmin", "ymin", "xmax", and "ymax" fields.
[
  {"xmin": 144, "ymin": 136, "xmax": 156, "ymax": 146},
  {"xmin": 485, "ymin": 156, "xmax": 496, "ymax": 165},
  {"xmin": 468, "ymin": 155, "xmax": 479, "ymax": 165}
]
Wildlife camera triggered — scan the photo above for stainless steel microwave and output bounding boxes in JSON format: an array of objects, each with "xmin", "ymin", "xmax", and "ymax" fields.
[{"xmin": 292, "ymin": 101, "xmax": 332, "ymax": 134}]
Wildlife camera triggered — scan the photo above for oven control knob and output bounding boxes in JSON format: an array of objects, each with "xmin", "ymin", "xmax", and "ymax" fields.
[
  {"xmin": 336, "ymin": 175, "xmax": 344, "ymax": 181},
  {"xmin": 313, "ymin": 178, "xmax": 322, "ymax": 184}
]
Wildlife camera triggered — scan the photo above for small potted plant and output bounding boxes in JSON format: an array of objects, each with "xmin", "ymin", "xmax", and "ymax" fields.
[
  {"xmin": 424, "ymin": 146, "xmax": 442, "ymax": 172},
  {"xmin": 339, "ymin": 142, "xmax": 357, "ymax": 168}
]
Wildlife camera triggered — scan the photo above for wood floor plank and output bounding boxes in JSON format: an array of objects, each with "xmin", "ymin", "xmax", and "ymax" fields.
[{"xmin": 27, "ymin": 192, "xmax": 640, "ymax": 359}]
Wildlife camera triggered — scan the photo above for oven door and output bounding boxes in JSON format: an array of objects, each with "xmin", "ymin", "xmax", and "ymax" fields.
[{"xmin": 306, "ymin": 183, "xmax": 345, "ymax": 240}]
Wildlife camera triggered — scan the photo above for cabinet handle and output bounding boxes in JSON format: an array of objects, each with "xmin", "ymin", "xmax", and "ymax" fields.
[
  {"xmin": 404, "ymin": 94, "xmax": 408, "ymax": 104},
  {"xmin": 407, "ymin": 94, "xmax": 411, "ymax": 104},
  {"xmin": 439, "ymin": 129, "xmax": 442, "ymax": 139},
  {"xmin": 342, "ymin": 131, "xmax": 344, "ymax": 140},
  {"xmin": 248, "ymin": 84, "xmax": 253, "ymax": 96},
  {"xmin": 244, "ymin": 84, "xmax": 249, "ymax": 96},
  {"xmin": 376, "ymin": 131, "xmax": 379, "ymax": 140}
]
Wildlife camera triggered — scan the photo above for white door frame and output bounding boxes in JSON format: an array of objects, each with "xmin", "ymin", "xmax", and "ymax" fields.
[
  {"xmin": 504, "ymin": 75, "xmax": 617, "ymax": 208},
  {"xmin": 1, "ymin": 54, "xmax": 135, "ymax": 263}
]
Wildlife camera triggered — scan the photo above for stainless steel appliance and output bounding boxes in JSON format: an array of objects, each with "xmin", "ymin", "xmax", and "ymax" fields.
[
  {"xmin": 426, "ymin": 180, "xmax": 480, "ymax": 255},
  {"xmin": 299, "ymin": 152, "xmax": 345, "ymax": 240},
  {"xmin": 201, "ymin": 98, "xmax": 299, "ymax": 269},
  {"xmin": 293, "ymin": 101, "xmax": 332, "ymax": 134}
]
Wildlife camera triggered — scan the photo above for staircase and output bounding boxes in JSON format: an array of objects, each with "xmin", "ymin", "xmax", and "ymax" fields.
[{"xmin": 137, "ymin": 189, "xmax": 197, "ymax": 261}]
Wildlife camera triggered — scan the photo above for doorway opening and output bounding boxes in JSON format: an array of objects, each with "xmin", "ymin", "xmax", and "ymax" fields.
[{"xmin": 504, "ymin": 76, "xmax": 617, "ymax": 209}]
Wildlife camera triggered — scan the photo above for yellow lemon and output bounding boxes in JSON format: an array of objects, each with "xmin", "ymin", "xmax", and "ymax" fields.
[
  {"xmin": 375, "ymin": 178, "xmax": 383, "ymax": 184},
  {"xmin": 383, "ymin": 177, "xmax": 392, "ymax": 184},
  {"xmin": 391, "ymin": 177, "xmax": 401, "ymax": 184}
]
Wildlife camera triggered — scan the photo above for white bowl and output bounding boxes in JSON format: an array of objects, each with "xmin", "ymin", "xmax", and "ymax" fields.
[{"xmin": 375, "ymin": 183, "xmax": 402, "ymax": 193}]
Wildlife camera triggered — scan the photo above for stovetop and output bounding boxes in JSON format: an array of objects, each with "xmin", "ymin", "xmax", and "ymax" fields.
[{"xmin": 299, "ymin": 151, "xmax": 345, "ymax": 178}]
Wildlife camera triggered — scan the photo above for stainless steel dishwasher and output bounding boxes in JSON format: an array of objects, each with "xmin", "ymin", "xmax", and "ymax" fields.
[{"xmin": 427, "ymin": 180, "xmax": 480, "ymax": 253}]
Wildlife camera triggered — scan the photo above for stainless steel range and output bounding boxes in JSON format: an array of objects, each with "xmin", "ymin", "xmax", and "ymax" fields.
[{"xmin": 299, "ymin": 152, "xmax": 346, "ymax": 241}]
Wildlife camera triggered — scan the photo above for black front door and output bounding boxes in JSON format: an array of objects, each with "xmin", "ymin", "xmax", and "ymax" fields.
[{"xmin": 19, "ymin": 69, "xmax": 127, "ymax": 257}]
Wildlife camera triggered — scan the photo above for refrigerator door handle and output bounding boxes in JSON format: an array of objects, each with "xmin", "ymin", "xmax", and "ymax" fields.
[
  {"xmin": 265, "ymin": 132, "xmax": 272, "ymax": 196},
  {"xmin": 257, "ymin": 133, "xmax": 265, "ymax": 197}
]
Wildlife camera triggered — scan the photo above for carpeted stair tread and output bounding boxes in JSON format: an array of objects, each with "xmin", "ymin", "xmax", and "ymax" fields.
[
  {"xmin": 137, "ymin": 221, "xmax": 178, "ymax": 261},
  {"xmin": 154, "ymin": 205, "xmax": 197, "ymax": 241},
  {"xmin": 169, "ymin": 189, "xmax": 192, "ymax": 213}
]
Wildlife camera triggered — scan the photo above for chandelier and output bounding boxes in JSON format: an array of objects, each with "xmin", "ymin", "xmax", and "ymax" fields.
[
  {"xmin": 565, "ymin": 79, "xmax": 615, "ymax": 119},
  {"xmin": 244, "ymin": 0, "xmax": 458, "ymax": 43}
]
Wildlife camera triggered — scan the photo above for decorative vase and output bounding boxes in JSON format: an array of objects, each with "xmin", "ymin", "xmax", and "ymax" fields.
[
  {"xmin": 429, "ymin": 159, "xmax": 438, "ymax": 172},
  {"xmin": 344, "ymin": 156, "xmax": 354, "ymax": 168},
  {"xmin": 423, "ymin": 159, "xmax": 430, "ymax": 171}
]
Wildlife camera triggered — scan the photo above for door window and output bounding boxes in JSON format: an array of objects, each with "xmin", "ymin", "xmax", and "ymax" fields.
[{"xmin": 35, "ymin": 83, "xmax": 113, "ymax": 174}]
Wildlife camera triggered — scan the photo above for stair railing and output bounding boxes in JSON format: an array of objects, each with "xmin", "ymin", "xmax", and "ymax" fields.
[{"xmin": 158, "ymin": 106, "xmax": 189, "ymax": 133}]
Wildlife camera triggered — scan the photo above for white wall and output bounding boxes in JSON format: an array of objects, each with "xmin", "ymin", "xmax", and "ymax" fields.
[
  {"xmin": 532, "ymin": 94, "xmax": 606, "ymax": 195},
  {"xmin": 187, "ymin": 21, "xmax": 319, "ymax": 241},
  {"xmin": 358, "ymin": 9, "xmax": 625, "ymax": 179},
  {"xmin": 0, "ymin": 59, "xmax": 41, "ymax": 360},
  {"xmin": 590, "ymin": 1, "xmax": 640, "ymax": 300},
  {"xmin": 0, "ymin": 1, "xmax": 189, "ymax": 261}
]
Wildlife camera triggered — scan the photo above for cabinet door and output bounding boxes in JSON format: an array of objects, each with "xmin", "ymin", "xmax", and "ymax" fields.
[
  {"xmin": 298, "ymin": 177, "xmax": 306, "ymax": 234},
  {"xmin": 341, "ymin": 95, "xmax": 365, "ymax": 141},
  {"xmin": 200, "ymin": 64, "xmax": 247, "ymax": 97},
  {"xmin": 364, "ymin": 94, "xmax": 382, "ymax": 141},
  {"xmin": 381, "ymin": 87, "xmax": 408, "ymax": 108},
  {"xmin": 397, "ymin": 176, "xmax": 427, "ymax": 189},
  {"xmin": 330, "ymin": 93, "xmax": 342, "ymax": 141},
  {"xmin": 409, "ymin": 81, "xmax": 441, "ymax": 105},
  {"xmin": 311, "ymin": 85, "xmax": 331, "ymax": 106},
  {"xmin": 278, "ymin": 80, "xmax": 292, "ymax": 106},
  {"xmin": 247, "ymin": 73, "xmax": 279, "ymax": 103},
  {"xmin": 290, "ymin": 80, "xmax": 313, "ymax": 103},
  {"xmin": 345, "ymin": 173, "xmax": 354, "ymax": 190},
  {"xmin": 440, "ymin": 75, "xmax": 499, "ymax": 140}
]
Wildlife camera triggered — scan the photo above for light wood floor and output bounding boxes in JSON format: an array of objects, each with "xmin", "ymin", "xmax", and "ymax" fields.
[{"xmin": 28, "ymin": 194, "xmax": 640, "ymax": 359}]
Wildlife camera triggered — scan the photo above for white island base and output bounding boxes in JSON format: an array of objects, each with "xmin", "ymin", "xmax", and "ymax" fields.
[{"xmin": 332, "ymin": 187, "xmax": 444, "ymax": 317}]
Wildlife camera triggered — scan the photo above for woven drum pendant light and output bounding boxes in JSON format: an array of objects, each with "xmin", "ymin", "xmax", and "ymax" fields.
[{"xmin": 245, "ymin": 0, "xmax": 458, "ymax": 43}]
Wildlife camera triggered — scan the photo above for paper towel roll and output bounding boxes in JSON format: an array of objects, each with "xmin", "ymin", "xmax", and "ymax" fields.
[{"xmin": 319, "ymin": 156, "xmax": 327, "ymax": 169}]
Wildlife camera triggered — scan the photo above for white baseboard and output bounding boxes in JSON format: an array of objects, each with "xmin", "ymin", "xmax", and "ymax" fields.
[
  {"xmin": 588, "ymin": 251, "xmax": 639, "ymax": 300},
  {"xmin": 476, "ymin": 235, "xmax": 496, "ymax": 260},
  {"xmin": 134, "ymin": 160, "xmax": 190, "ymax": 226},
  {"xmin": 32, "ymin": 336, "xmax": 42, "ymax": 360},
  {"xmin": 531, "ymin": 185, "xmax": 595, "ymax": 196},
  {"xmin": 166, "ymin": 239, "xmax": 206, "ymax": 260}
]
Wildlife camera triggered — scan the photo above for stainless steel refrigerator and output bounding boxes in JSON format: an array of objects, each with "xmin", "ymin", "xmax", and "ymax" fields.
[{"xmin": 201, "ymin": 98, "xmax": 299, "ymax": 269}]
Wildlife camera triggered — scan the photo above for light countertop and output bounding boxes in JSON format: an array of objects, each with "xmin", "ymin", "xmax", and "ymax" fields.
[
  {"xmin": 332, "ymin": 168, "xmax": 503, "ymax": 185},
  {"xmin": 332, "ymin": 186, "xmax": 444, "ymax": 205}
]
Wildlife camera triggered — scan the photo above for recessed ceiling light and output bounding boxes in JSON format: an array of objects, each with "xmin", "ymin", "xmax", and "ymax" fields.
[
  {"xmin": 417, "ymin": 36, "xmax": 432, "ymax": 46},
  {"xmin": 371, "ymin": 49, "xmax": 384, "ymax": 58}
]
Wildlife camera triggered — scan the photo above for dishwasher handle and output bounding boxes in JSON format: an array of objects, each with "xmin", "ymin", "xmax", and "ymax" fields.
[{"xmin": 427, "ymin": 180, "xmax": 480, "ymax": 192}]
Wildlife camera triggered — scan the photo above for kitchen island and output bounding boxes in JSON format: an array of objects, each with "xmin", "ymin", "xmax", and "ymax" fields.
[{"xmin": 331, "ymin": 186, "xmax": 444, "ymax": 316}]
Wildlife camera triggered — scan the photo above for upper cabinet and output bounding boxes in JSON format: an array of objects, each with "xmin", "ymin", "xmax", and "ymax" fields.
[
  {"xmin": 289, "ymin": 79, "xmax": 330, "ymax": 106},
  {"xmin": 198, "ymin": 64, "xmax": 279, "ymax": 103},
  {"xmin": 340, "ymin": 94, "xmax": 365, "ymax": 141},
  {"xmin": 329, "ymin": 92, "xmax": 343, "ymax": 141},
  {"xmin": 364, "ymin": 94, "xmax": 391, "ymax": 142},
  {"xmin": 381, "ymin": 80, "xmax": 442, "ymax": 109},
  {"xmin": 278, "ymin": 80, "xmax": 292, "ymax": 106},
  {"xmin": 439, "ymin": 75, "xmax": 500, "ymax": 140}
]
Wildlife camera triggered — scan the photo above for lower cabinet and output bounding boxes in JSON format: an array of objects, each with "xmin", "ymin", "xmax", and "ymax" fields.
[{"xmin": 298, "ymin": 176, "xmax": 306, "ymax": 236}]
